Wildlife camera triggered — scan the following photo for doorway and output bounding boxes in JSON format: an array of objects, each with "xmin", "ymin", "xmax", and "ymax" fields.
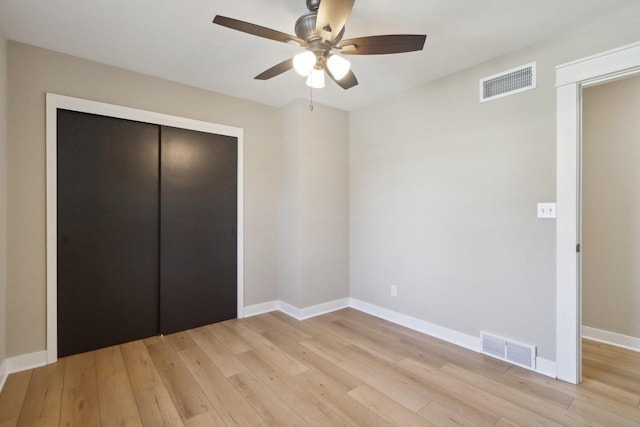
[
  {"xmin": 556, "ymin": 41, "xmax": 640, "ymax": 384},
  {"xmin": 580, "ymin": 74, "xmax": 640, "ymax": 390},
  {"xmin": 46, "ymin": 94, "xmax": 245, "ymax": 363}
]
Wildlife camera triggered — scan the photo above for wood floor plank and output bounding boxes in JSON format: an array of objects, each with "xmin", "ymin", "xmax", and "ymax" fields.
[
  {"xmin": 311, "ymin": 316, "xmax": 407, "ymax": 364},
  {"xmin": 569, "ymin": 397, "xmax": 640, "ymax": 427},
  {"xmin": 205, "ymin": 322, "xmax": 252, "ymax": 355},
  {"xmin": 166, "ymin": 332, "xmax": 198, "ymax": 352},
  {"xmin": 2, "ymin": 310, "xmax": 640, "ymax": 427},
  {"xmin": 178, "ymin": 346, "xmax": 264, "ymax": 427},
  {"xmin": 146, "ymin": 339, "xmax": 211, "ymax": 421},
  {"xmin": 486, "ymin": 368, "xmax": 574, "ymax": 409},
  {"xmin": 301, "ymin": 316, "xmax": 370, "ymax": 348},
  {"xmin": 237, "ymin": 350, "xmax": 352, "ymax": 427},
  {"xmin": 418, "ymin": 401, "xmax": 480, "ymax": 427},
  {"xmin": 583, "ymin": 364, "xmax": 640, "ymax": 394},
  {"xmin": 0, "ymin": 370, "xmax": 32, "ymax": 426},
  {"xmin": 294, "ymin": 369, "xmax": 393, "ymax": 427},
  {"xmin": 94, "ymin": 345, "xmax": 143, "ymax": 427},
  {"xmin": 494, "ymin": 418, "xmax": 524, "ymax": 427},
  {"xmin": 508, "ymin": 365, "xmax": 640, "ymax": 408},
  {"xmin": 271, "ymin": 314, "xmax": 354, "ymax": 347},
  {"xmin": 59, "ymin": 352, "xmax": 101, "ymax": 427},
  {"xmin": 440, "ymin": 362, "xmax": 603, "ymax": 426},
  {"xmin": 16, "ymin": 361, "xmax": 64, "ymax": 427},
  {"xmin": 227, "ymin": 370, "xmax": 308, "ymax": 427},
  {"xmin": 244, "ymin": 313, "xmax": 312, "ymax": 342},
  {"xmin": 143, "ymin": 336, "xmax": 162, "ymax": 346},
  {"xmin": 398, "ymin": 334, "xmax": 511, "ymax": 375},
  {"xmin": 182, "ymin": 410, "xmax": 226, "ymax": 427},
  {"xmin": 391, "ymin": 358, "xmax": 501, "ymax": 425},
  {"xmin": 187, "ymin": 327, "xmax": 246, "ymax": 377},
  {"xmin": 397, "ymin": 357, "xmax": 562, "ymax": 427},
  {"xmin": 133, "ymin": 386, "xmax": 184, "ymax": 427},
  {"xmin": 301, "ymin": 339, "xmax": 431, "ymax": 412},
  {"xmin": 348, "ymin": 384, "xmax": 434, "ymax": 426},
  {"xmin": 569, "ymin": 384, "xmax": 640, "ymax": 425},
  {"xmin": 259, "ymin": 328, "xmax": 363, "ymax": 391},
  {"xmin": 121, "ymin": 340, "xmax": 184, "ymax": 426},
  {"xmin": 222, "ymin": 321, "xmax": 309, "ymax": 376},
  {"xmin": 583, "ymin": 339, "xmax": 640, "ymax": 362},
  {"xmin": 584, "ymin": 353, "xmax": 640, "ymax": 381},
  {"xmin": 583, "ymin": 344, "xmax": 640, "ymax": 367},
  {"xmin": 333, "ymin": 340, "xmax": 499, "ymax": 425},
  {"xmin": 327, "ymin": 312, "xmax": 407, "ymax": 344},
  {"xmin": 121, "ymin": 340, "xmax": 164, "ymax": 391}
]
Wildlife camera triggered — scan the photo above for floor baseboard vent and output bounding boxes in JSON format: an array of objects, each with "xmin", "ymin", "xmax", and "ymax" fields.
[{"xmin": 481, "ymin": 331, "xmax": 536, "ymax": 370}]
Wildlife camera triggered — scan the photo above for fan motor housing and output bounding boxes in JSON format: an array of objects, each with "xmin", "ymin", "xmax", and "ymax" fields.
[
  {"xmin": 295, "ymin": 12, "xmax": 319, "ymax": 41},
  {"xmin": 306, "ymin": 0, "xmax": 320, "ymax": 11},
  {"xmin": 295, "ymin": 12, "xmax": 345, "ymax": 44}
]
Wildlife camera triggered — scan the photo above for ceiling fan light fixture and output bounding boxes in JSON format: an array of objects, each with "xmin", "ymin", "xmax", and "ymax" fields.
[
  {"xmin": 327, "ymin": 54, "xmax": 351, "ymax": 80},
  {"xmin": 306, "ymin": 68, "xmax": 325, "ymax": 88},
  {"xmin": 293, "ymin": 51, "xmax": 316, "ymax": 76}
]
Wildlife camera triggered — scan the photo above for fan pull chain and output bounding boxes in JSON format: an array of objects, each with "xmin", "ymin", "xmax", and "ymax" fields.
[{"xmin": 309, "ymin": 85, "xmax": 314, "ymax": 112}]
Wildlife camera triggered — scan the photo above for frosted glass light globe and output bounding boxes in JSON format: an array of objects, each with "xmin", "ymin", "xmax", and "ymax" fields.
[
  {"xmin": 305, "ymin": 68, "xmax": 325, "ymax": 88},
  {"xmin": 293, "ymin": 51, "xmax": 316, "ymax": 76},
  {"xmin": 327, "ymin": 55, "xmax": 351, "ymax": 80}
]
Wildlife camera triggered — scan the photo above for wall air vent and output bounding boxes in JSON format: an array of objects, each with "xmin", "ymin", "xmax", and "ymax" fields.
[
  {"xmin": 480, "ymin": 62, "xmax": 536, "ymax": 102},
  {"xmin": 481, "ymin": 332, "xmax": 536, "ymax": 370}
]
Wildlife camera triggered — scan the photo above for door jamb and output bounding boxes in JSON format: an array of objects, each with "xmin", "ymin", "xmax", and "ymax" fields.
[
  {"xmin": 46, "ymin": 93, "xmax": 245, "ymax": 364},
  {"xmin": 555, "ymin": 41, "xmax": 640, "ymax": 384}
]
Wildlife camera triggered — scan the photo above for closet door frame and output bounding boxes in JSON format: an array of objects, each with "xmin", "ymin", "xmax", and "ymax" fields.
[{"xmin": 45, "ymin": 93, "xmax": 244, "ymax": 364}]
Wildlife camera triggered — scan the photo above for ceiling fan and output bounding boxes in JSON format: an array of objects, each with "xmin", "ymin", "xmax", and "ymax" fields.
[{"xmin": 213, "ymin": 0, "xmax": 427, "ymax": 90}]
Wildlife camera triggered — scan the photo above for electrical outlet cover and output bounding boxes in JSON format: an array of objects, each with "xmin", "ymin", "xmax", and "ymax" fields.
[{"xmin": 537, "ymin": 202, "xmax": 556, "ymax": 219}]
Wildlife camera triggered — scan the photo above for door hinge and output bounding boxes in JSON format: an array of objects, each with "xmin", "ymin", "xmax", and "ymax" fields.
[{"xmin": 576, "ymin": 243, "xmax": 581, "ymax": 253}]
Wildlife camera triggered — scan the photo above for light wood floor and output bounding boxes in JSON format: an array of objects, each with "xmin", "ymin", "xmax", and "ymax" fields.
[{"xmin": 0, "ymin": 309, "xmax": 639, "ymax": 426}]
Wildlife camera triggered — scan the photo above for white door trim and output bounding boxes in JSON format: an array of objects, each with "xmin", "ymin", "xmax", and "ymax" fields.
[
  {"xmin": 555, "ymin": 41, "xmax": 640, "ymax": 384},
  {"xmin": 45, "ymin": 93, "xmax": 245, "ymax": 364}
]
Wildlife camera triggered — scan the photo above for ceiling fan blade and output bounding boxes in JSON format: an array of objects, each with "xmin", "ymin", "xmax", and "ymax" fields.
[
  {"xmin": 326, "ymin": 68, "xmax": 359, "ymax": 90},
  {"xmin": 254, "ymin": 58, "xmax": 294, "ymax": 80},
  {"xmin": 339, "ymin": 34, "xmax": 426, "ymax": 55},
  {"xmin": 213, "ymin": 15, "xmax": 303, "ymax": 46},
  {"xmin": 315, "ymin": 0, "xmax": 355, "ymax": 42}
]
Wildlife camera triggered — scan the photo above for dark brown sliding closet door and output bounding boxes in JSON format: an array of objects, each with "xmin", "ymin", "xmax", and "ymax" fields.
[
  {"xmin": 160, "ymin": 126, "xmax": 238, "ymax": 334},
  {"xmin": 57, "ymin": 110, "xmax": 160, "ymax": 357}
]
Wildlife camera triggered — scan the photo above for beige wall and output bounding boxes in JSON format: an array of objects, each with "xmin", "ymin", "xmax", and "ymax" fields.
[
  {"xmin": 279, "ymin": 100, "xmax": 349, "ymax": 308},
  {"xmin": 583, "ymin": 74, "xmax": 640, "ymax": 339},
  {"xmin": 278, "ymin": 101, "xmax": 303, "ymax": 306},
  {"xmin": 0, "ymin": 26, "xmax": 7, "ymax": 365},
  {"xmin": 7, "ymin": 42, "xmax": 281, "ymax": 357},
  {"xmin": 349, "ymin": 4, "xmax": 640, "ymax": 360}
]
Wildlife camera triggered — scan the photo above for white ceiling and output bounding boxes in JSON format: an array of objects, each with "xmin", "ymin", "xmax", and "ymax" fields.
[{"xmin": 0, "ymin": 0, "xmax": 636, "ymax": 110}]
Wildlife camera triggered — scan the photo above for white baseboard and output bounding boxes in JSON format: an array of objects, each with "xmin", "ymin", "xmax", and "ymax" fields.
[
  {"xmin": 243, "ymin": 298, "xmax": 350, "ymax": 321},
  {"xmin": 0, "ymin": 359, "xmax": 7, "ymax": 391},
  {"xmin": 243, "ymin": 300, "xmax": 280, "ymax": 318},
  {"xmin": 349, "ymin": 298, "xmax": 557, "ymax": 379},
  {"xmin": 0, "ymin": 350, "xmax": 47, "ymax": 391},
  {"xmin": 535, "ymin": 357, "xmax": 557, "ymax": 378},
  {"xmin": 582, "ymin": 326, "xmax": 640, "ymax": 353},
  {"xmin": 280, "ymin": 298, "xmax": 350, "ymax": 320},
  {"xmin": 6, "ymin": 350, "xmax": 48, "ymax": 373},
  {"xmin": 349, "ymin": 298, "xmax": 481, "ymax": 352}
]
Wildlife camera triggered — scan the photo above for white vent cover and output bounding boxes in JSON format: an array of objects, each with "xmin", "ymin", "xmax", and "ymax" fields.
[
  {"xmin": 481, "ymin": 332, "xmax": 536, "ymax": 370},
  {"xmin": 480, "ymin": 62, "xmax": 536, "ymax": 102}
]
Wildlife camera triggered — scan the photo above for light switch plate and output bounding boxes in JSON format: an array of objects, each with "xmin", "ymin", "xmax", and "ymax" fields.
[{"xmin": 537, "ymin": 203, "xmax": 556, "ymax": 219}]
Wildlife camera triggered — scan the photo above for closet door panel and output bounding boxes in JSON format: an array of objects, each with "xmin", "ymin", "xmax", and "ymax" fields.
[
  {"xmin": 160, "ymin": 126, "xmax": 237, "ymax": 334},
  {"xmin": 57, "ymin": 110, "xmax": 160, "ymax": 357}
]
